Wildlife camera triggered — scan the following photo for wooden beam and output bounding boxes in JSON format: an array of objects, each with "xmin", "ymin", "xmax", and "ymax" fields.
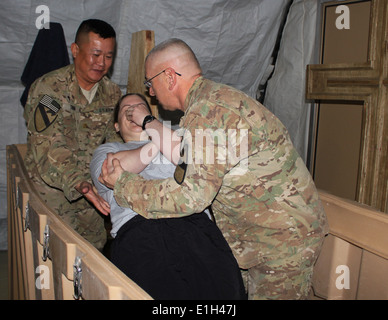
[{"xmin": 127, "ymin": 30, "xmax": 158, "ymax": 117}]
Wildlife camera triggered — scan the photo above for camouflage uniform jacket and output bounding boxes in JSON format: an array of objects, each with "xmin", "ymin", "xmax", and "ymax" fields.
[
  {"xmin": 24, "ymin": 64, "xmax": 122, "ymax": 202},
  {"xmin": 114, "ymin": 77, "xmax": 328, "ymax": 269}
]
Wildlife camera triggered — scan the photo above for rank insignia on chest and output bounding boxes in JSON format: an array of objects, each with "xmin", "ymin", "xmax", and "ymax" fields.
[{"xmin": 34, "ymin": 95, "xmax": 61, "ymax": 132}]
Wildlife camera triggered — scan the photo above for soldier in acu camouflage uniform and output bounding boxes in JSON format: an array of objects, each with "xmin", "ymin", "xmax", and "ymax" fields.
[
  {"xmin": 23, "ymin": 19, "xmax": 122, "ymax": 250},
  {"xmin": 99, "ymin": 38, "xmax": 328, "ymax": 299}
]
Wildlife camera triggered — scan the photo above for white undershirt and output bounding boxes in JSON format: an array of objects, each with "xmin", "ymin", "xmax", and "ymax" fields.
[{"xmin": 80, "ymin": 83, "xmax": 99, "ymax": 104}]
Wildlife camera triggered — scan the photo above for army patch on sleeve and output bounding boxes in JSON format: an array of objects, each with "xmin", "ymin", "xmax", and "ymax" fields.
[
  {"xmin": 174, "ymin": 145, "xmax": 188, "ymax": 185},
  {"xmin": 34, "ymin": 95, "xmax": 61, "ymax": 132},
  {"xmin": 174, "ymin": 161, "xmax": 187, "ymax": 185}
]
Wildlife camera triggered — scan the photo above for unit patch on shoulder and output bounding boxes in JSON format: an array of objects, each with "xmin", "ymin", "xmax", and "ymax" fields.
[
  {"xmin": 174, "ymin": 145, "xmax": 188, "ymax": 185},
  {"xmin": 34, "ymin": 95, "xmax": 61, "ymax": 132},
  {"xmin": 174, "ymin": 161, "xmax": 187, "ymax": 185}
]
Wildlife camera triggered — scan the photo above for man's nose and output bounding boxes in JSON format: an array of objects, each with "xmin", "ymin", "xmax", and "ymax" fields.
[{"xmin": 96, "ymin": 55, "xmax": 105, "ymax": 67}]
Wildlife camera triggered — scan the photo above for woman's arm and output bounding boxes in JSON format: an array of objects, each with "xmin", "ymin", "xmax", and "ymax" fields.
[
  {"xmin": 143, "ymin": 120, "xmax": 181, "ymax": 165},
  {"xmin": 109, "ymin": 142, "xmax": 159, "ymax": 173},
  {"xmin": 91, "ymin": 141, "xmax": 159, "ymax": 194}
]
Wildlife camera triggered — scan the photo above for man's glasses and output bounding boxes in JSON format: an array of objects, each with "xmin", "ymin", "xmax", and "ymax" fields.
[{"xmin": 143, "ymin": 69, "xmax": 182, "ymax": 88}]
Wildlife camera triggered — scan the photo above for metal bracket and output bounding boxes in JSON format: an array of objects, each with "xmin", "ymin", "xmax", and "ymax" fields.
[
  {"xmin": 73, "ymin": 256, "xmax": 83, "ymax": 300},
  {"xmin": 42, "ymin": 224, "xmax": 50, "ymax": 261}
]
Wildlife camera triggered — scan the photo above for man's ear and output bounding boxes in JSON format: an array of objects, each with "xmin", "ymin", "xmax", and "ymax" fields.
[
  {"xmin": 70, "ymin": 43, "xmax": 79, "ymax": 59},
  {"xmin": 164, "ymin": 68, "xmax": 177, "ymax": 90},
  {"xmin": 114, "ymin": 123, "xmax": 120, "ymax": 132}
]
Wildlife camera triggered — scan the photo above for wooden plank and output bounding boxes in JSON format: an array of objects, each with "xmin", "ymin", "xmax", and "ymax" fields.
[
  {"xmin": 127, "ymin": 30, "xmax": 157, "ymax": 117},
  {"xmin": 6, "ymin": 146, "xmax": 13, "ymax": 300},
  {"xmin": 33, "ymin": 238, "xmax": 55, "ymax": 300},
  {"xmin": 312, "ymin": 234, "xmax": 362, "ymax": 300},
  {"xmin": 15, "ymin": 182, "xmax": 28, "ymax": 298},
  {"xmin": 27, "ymin": 201, "xmax": 55, "ymax": 300},
  {"xmin": 17, "ymin": 181, "xmax": 35, "ymax": 299},
  {"xmin": 22, "ymin": 225, "xmax": 35, "ymax": 299},
  {"xmin": 312, "ymin": 190, "xmax": 388, "ymax": 299},
  {"xmin": 48, "ymin": 221, "xmax": 77, "ymax": 299},
  {"xmin": 80, "ymin": 252, "xmax": 153, "ymax": 300},
  {"xmin": 357, "ymin": 251, "xmax": 388, "ymax": 299},
  {"xmin": 319, "ymin": 190, "xmax": 388, "ymax": 260},
  {"xmin": 13, "ymin": 176, "xmax": 25, "ymax": 299},
  {"xmin": 7, "ymin": 157, "xmax": 23, "ymax": 299}
]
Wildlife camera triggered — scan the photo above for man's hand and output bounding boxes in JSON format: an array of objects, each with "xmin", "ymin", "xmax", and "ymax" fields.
[
  {"xmin": 75, "ymin": 181, "xmax": 110, "ymax": 216},
  {"xmin": 98, "ymin": 153, "xmax": 125, "ymax": 189},
  {"xmin": 125, "ymin": 102, "xmax": 150, "ymax": 126}
]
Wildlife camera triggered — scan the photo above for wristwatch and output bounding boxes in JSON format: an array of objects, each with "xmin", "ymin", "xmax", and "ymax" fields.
[{"xmin": 142, "ymin": 115, "xmax": 156, "ymax": 130}]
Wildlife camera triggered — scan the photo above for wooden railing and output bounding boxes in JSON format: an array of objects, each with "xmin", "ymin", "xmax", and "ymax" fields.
[
  {"xmin": 7, "ymin": 144, "xmax": 152, "ymax": 300},
  {"xmin": 312, "ymin": 191, "xmax": 388, "ymax": 299},
  {"xmin": 7, "ymin": 143, "xmax": 388, "ymax": 300}
]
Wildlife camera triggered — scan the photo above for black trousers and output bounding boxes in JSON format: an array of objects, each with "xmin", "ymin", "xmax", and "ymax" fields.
[{"xmin": 111, "ymin": 212, "xmax": 246, "ymax": 300}]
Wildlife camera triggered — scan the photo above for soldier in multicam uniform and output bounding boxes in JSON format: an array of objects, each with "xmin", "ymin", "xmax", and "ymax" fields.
[
  {"xmin": 99, "ymin": 38, "xmax": 329, "ymax": 299},
  {"xmin": 23, "ymin": 19, "xmax": 122, "ymax": 250}
]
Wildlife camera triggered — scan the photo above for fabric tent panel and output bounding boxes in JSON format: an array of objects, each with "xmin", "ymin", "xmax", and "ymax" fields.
[
  {"xmin": 114, "ymin": 0, "xmax": 291, "ymax": 97},
  {"xmin": 264, "ymin": 0, "xmax": 318, "ymax": 162},
  {"xmin": 0, "ymin": 86, "xmax": 27, "ymax": 143},
  {"xmin": 0, "ymin": 43, "xmax": 26, "ymax": 84},
  {"xmin": 0, "ymin": 0, "xmax": 32, "ymax": 42}
]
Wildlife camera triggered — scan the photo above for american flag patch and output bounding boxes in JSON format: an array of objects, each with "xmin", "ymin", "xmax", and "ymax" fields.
[
  {"xmin": 39, "ymin": 95, "xmax": 60, "ymax": 114},
  {"xmin": 34, "ymin": 95, "xmax": 61, "ymax": 132}
]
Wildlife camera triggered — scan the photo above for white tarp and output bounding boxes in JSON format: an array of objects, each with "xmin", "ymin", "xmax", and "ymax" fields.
[
  {"xmin": 0, "ymin": 0, "xmax": 320, "ymax": 250},
  {"xmin": 264, "ymin": 0, "xmax": 319, "ymax": 161},
  {"xmin": 0, "ymin": 0, "xmax": 291, "ymax": 94}
]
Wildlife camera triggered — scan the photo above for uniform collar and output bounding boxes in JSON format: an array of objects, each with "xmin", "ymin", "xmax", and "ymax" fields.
[{"xmin": 183, "ymin": 76, "xmax": 205, "ymax": 114}]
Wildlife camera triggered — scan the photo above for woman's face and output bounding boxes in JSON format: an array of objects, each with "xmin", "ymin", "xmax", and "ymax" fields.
[{"xmin": 115, "ymin": 95, "xmax": 147, "ymax": 141}]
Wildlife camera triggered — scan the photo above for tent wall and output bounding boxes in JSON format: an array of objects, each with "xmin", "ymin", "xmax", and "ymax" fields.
[
  {"xmin": 264, "ymin": 0, "xmax": 319, "ymax": 162},
  {"xmin": 0, "ymin": 0, "xmax": 300, "ymax": 250}
]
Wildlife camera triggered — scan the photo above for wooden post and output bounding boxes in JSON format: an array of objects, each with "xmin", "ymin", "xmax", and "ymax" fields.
[{"xmin": 127, "ymin": 30, "xmax": 158, "ymax": 118}]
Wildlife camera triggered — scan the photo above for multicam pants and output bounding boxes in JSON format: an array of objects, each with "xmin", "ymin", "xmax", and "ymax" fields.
[{"xmin": 241, "ymin": 239, "xmax": 323, "ymax": 300}]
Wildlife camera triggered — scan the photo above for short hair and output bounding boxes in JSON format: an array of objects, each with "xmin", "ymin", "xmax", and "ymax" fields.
[
  {"xmin": 114, "ymin": 93, "xmax": 152, "ymax": 123},
  {"xmin": 146, "ymin": 38, "xmax": 201, "ymax": 70},
  {"xmin": 75, "ymin": 19, "xmax": 116, "ymax": 44}
]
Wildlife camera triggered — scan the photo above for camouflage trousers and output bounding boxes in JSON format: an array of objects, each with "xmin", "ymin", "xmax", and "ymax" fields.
[
  {"xmin": 241, "ymin": 239, "xmax": 323, "ymax": 300},
  {"xmin": 34, "ymin": 182, "xmax": 107, "ymax": 251}
]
